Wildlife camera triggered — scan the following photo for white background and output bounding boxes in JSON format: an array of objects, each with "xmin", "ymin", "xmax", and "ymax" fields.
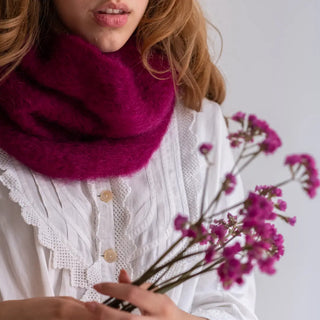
[{"xmin": 200, "ymin": 1, "xmax": 320, "ymax": 320}]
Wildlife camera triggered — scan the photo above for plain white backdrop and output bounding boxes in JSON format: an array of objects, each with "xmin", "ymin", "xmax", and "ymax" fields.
[{"xmin": 200, "ymin": 1, "xmax": 320, "ymax": 320}]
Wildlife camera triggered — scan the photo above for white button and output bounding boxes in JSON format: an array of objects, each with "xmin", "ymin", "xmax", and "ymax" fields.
[
  {"xmin": 103, "ymin": 249, "xmax": 117, "ymax": 263},
  {"xmin": 99, "ymin": 190, "xmax": 113, "ymax": 203}
]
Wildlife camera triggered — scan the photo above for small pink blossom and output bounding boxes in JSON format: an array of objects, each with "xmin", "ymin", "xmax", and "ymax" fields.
[
  {"xmin": 174, "ymin": 214, "xmax": 188, "ymax": 231},
  {"xmin": 227, "ymin": 131, "xmax": 246, "ymax": 149},
  {"xmin": 223, "ymin": 173, "xmax": 237, "ymax": 195},
  {"xmin": 218, "ymin": 258, "xmax": 242, "ymax": 289},
  {"xmin": 247, "ymin": 240, "xmax": 270, "ymax": 260},
  {"xmin": 259, "ymin": 129, "xmax": 282, "ymax": 154},
  {"xmin": 248, "ymin": 115, "xmax": 269, "ymax": 132},
  {"xmin": 276, "ymin": 199, "xmax": 287, "ymax": 211},
  {"xmin": 199, "ymin": 224, "xmax": 212, "ymax": 245},
  {"xmin": 254, "ymin": 222, "xmax": 276, "ymax": 239},
  {"xmin": 204, "ymin": 246, "xmax": 216, "ymax": 263},
  {"xmin": 258, "ymin": 257, "xmax": 276, "ymax": 275},
  {"xmin": 175, "ymin": 215, "xmax": 199, "ymax": 239},
  {"xmin": 244, "ymin": 192, "xmax": 276, "ymax": 221},
  {"xmin": 181, "ymin": 223, "xmax": 212, "ymax": 240},
  {"xmin": 285, "ymin": 154, "xmax": 302, "ymax": 166},
  {"xmin": 241, "ymin": 261, "xmax": 254, "ymax": 275},
  {"xmin": 210, "ymin": 224, "xmax": 227, "ymax": 242},
  {"xmin": 255, "ymin": 185, "xmax": 282, "ymax": 198},
  {"xmin": 182, "ymin": 228, "xmax": 197, "ymax": 238},
  {"xmin": 199, "ymin": 143, "xmax": 213, "ymax": 155},
  {"xmin": 272, "ymin": 233, "xmax": 285, "ymax": 260},
  {"xmin": 287, "ymin": 216, "xmax": 297, "ymax": 226},
  {"xmin": 228, "ymin": 113, "xmax": 282, "ymax": 154},
  {"xmin": 230, "ymin": 140, "xmax": 242, "ymax": 148},
  {"xmin": 285, "ymin": 153, "xmax": 320, "ymax": 198},
  {"xmin": 223, "ymin": 242, "xmax": 242, "ymax": 259},
  {"xmin": 231, "ymin": 112, "xmax": 246, "ymax": 123},
  {"xmin": 247, "ymin": 114, "xmax": 282, "ymax": 154}
]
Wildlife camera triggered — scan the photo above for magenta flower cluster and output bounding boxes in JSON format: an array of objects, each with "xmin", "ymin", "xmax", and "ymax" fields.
[
  {"xmin": 174, "ymin": 214, "xmax": 201, "ymax": 239},
  {"xmin": 192, "ymin": 119, "xmax": 319, "ymax": 290},
  {"xmin": 285, "ymin": 154, "xmax": 320, "ymax": 198},
  {"xmin": 173, "ymin": 181, "xmax": 299, "ymax": 289},
  {"xmin": 215, "ymin": 190, "xmax": 288, "ymax": 288},
  {"xmin": 228, "ymin": 112, "xmax": 282, "ymax": 154},
  {"xmin": 254, "ymin": 185, "xmax": 296, "ymax": 226},
  {"xmin": 156, "ymin": 117, "xmax": 318, "ymax": 296}
]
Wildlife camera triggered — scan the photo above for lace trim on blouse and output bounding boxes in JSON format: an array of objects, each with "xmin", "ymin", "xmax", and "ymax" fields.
[{"xmin": 0, "ymin": 150, "xmax": 102, "ymax": 301}]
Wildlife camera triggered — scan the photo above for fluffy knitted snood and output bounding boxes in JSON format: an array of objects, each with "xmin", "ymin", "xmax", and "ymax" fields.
[{"xmin": 0, "ymin": 33, "xmax": 175, "ymax": 181}]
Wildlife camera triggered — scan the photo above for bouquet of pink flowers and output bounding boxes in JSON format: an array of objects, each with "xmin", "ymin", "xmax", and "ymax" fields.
[{"xmin": 103, "ymin": 112, "xmax": 320, "ymax": 312}]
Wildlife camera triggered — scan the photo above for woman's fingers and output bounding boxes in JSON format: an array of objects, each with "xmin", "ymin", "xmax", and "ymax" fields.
[
  {"xmin": 117, "ymin": 269, "xmax": 154, "ymax": 291},
  {"xmin": 84, "ymin": 301, "xmax": 143, "ymax": 320},
  {"xmin": 140, "ymin": 283, "xmax": 152, "ymax": 290},
  {"xmin": 59, "ymin": 296, "xmax": 85, "ymax": 305},
  {"xmin": 101, "ymin": 271, "xmax": 155, "ymax": 315},
  {"xmin": 4, "ymin": 297, "xmax": 96, "ymax": 320},
  {"xmin": 93, "ymin": 282, "xmax": 167, "ymax": 315},
  {"xmin": 117, "ymin": 269, "xmax": 152, "ymax": 290},
  {"xmin": 118, "ymin": 269, "xmax": 132, "ymax": 284}
]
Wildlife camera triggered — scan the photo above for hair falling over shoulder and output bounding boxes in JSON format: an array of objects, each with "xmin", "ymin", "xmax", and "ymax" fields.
[
  {"xmin": 139, "ymin": 0, "xmax": 226, "ymax": 110},
  {"xmin": 0, "ymin": 0, "xmax": 40, "ymax": 81},
  {"xmin": 0, "ymin": 0, "xmax": 226, "ymax": 110}
]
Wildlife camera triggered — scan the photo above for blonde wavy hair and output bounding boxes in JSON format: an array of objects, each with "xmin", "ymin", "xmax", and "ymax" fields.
[{"xmin": 0, "ymin": 0, "xmax": 226, "ymax": 111}]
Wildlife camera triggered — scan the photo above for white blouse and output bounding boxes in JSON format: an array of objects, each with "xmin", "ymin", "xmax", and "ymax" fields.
[{"xmin": 0, "ymin": 99, "xmax": 258, "ymax": 320}]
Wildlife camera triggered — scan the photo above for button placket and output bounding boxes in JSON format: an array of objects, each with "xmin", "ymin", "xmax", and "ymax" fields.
[{"xmin": 93, "ymin": 181, "xmax": 117, "ymax": 271}]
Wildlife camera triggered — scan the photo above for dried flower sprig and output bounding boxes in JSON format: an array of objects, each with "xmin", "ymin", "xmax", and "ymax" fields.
[{"xmin": 102, "ymin": 112, "xmax": 319, "ymax": 312}]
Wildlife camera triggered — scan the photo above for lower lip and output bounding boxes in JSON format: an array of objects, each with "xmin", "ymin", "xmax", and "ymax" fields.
[{"xmin": 94, "ymin": 12, "xmax": 129, "ymax": 28}]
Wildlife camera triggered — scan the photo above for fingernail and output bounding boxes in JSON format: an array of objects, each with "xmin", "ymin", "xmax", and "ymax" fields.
[{"xmin": 85, "ymin": 301, "xmax": 98, "ymax": 313}]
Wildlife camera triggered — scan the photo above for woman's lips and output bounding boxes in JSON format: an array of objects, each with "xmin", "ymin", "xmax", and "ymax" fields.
[
  {"xmin": 94, "ymin": 11, "xmax": 129, "ymax": 28},
  {"xmin": 93, "ymin": 2, "xmax": 130, "ymax": 28}
]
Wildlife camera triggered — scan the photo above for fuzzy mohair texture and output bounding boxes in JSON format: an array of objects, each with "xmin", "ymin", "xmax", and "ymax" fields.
[{"xmin": 0, "ymin": 33, "xmax": 175, "ymax": 181}]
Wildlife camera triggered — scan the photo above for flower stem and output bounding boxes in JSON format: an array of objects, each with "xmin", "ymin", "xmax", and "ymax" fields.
[
  {"xmin": 235, "ymin": 151, "xmax": 261, "ymax": 175},
  {"xmin": 274, "ymin": 178, "xmax": 294, "ymax": 189},
  {"xmin": 154, "ymin": 257, "xmax": 225, "ymax": 294},
  {"xmin": 206, "ymin": 200, "xmax": 244, "ymax": 220},
  {"xmin": 132, "ymin": 237, "xmax": 184, "ymax": 286},
  {"xmin": 200, "ymin": 165, "xmax": 211, "ymax": 214},
  {"xmin": 203, "ymin": 188, "xmax": 223, "ymax": 217}
]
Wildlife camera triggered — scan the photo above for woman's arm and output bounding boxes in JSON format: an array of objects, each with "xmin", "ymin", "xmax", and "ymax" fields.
[{"xmin": 0, "ymin": 297, "xmax": 95, "ymax": 320}]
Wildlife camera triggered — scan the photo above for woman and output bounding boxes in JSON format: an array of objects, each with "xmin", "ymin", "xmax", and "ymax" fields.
[{"xmin": 0, "ymin": 1, "xmax": 258, "ymax": 319}]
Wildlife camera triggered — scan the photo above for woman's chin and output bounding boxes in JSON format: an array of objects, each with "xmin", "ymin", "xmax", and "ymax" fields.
[{"xmin": 86, "ymin": 33, "xmax": 130, "ymax": 53}]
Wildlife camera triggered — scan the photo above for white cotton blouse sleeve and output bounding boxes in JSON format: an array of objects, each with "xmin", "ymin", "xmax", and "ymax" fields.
[
  {"xmin": 190, "ymin": 102, "xmax": 258, "ymax": 320},
  {"xmin": 0, "ymin": 99, "xmax": 258, "ymax": 319}
]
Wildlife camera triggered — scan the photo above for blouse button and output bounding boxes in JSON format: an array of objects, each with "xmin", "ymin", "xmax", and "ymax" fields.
[
  {"xmin": 103, "ymin": 249, "xmax": 118, "ymax": 263},
  {"xmin": 99, "ymin": 190, "xmax": 113, "ymax": 203}
]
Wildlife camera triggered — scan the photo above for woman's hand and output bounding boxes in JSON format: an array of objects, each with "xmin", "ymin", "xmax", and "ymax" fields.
[
  {"xmin": 84, "ymin": 269, "xmax": 206, "ymax": 320},
  {"xmin": 0, "ymin": 270, "xmax": 206, "ymax": 320},
  {"xmin": 0, "ymin": 296, "xmax": 94, "ymax": 320}
]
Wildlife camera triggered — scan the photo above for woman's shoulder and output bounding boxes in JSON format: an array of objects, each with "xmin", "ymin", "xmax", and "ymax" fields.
[
  {"xmin": 176, "ymin": 97, "xmax": 224, "ymax": 130},
  {"xmin": 198, "ymin": 98, "xmax": 225, "ymax": 125},
  {"xmin": 187, "ymin": 98, "xmax": 226, "ymax": 145}
]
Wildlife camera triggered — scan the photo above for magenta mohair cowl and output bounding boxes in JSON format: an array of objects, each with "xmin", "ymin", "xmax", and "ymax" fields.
[{"xmin": 0, "ymin": 33, "xmax": 175, "ymax": 181}]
